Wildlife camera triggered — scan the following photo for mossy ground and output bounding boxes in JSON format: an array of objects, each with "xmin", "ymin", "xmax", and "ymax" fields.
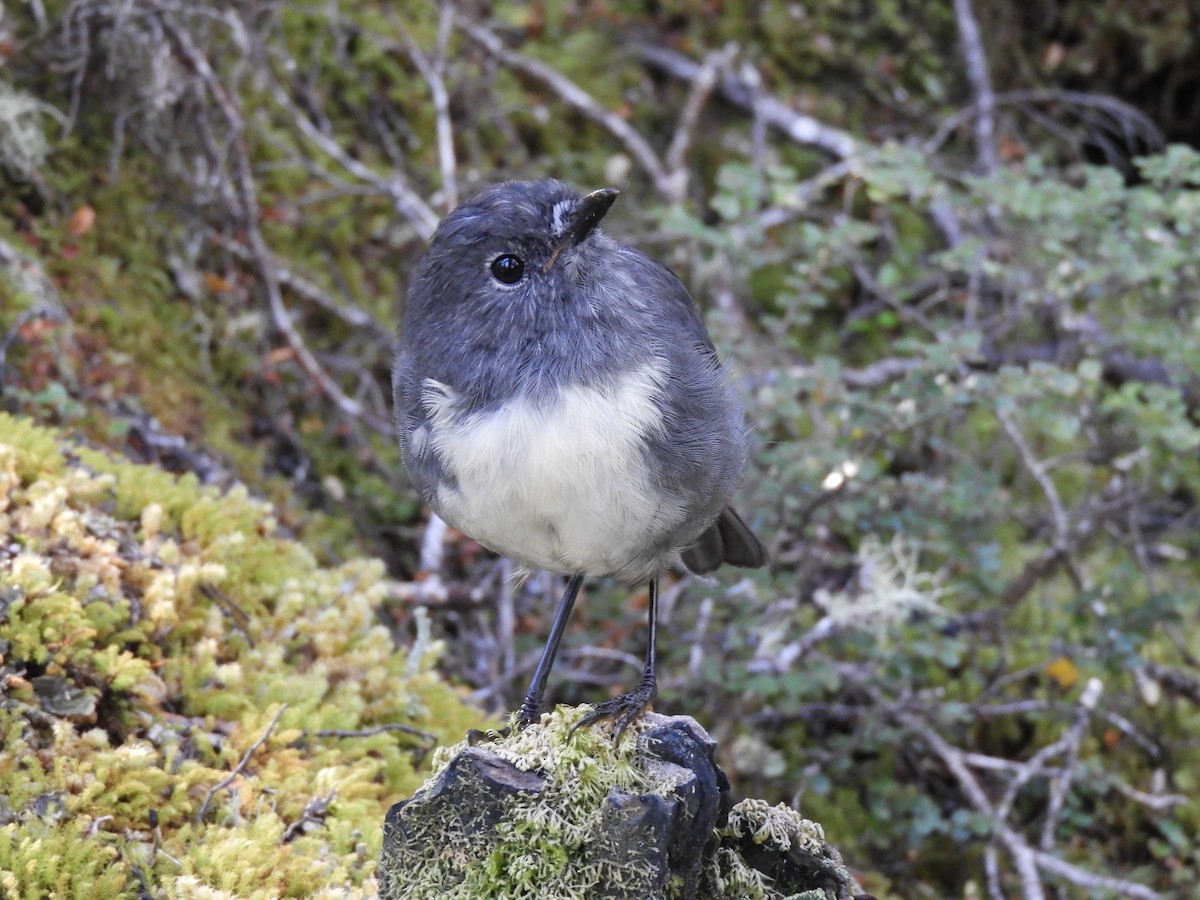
[{"xmin": 0, "ymin": 412, "xmax": 486, "ymax": 898}]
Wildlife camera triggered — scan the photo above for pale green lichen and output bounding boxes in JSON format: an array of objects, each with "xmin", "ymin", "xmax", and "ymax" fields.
[
  {"xmin": 712, "ymin": 799, "xmax": 850, "ymax": 900},
  {"xmin": 0, "ymin": 412, "xmax": 487, "ymax": 897},
  {"xmin": 0, "ymin": 81, "xmax": 64, "ymax": 177}
]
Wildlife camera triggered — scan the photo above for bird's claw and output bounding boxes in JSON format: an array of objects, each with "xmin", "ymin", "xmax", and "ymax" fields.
[
  {"xmin": 568, "ymin": 676, "xmax": 657, "ymax": 744},
  {"xmin": 467, "ymin": 725, "xmax": 511, "ymax": 746}
]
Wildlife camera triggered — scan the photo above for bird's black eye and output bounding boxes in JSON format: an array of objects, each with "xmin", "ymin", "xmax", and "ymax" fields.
[{"xmin": 490, "ymin": 254, "xmax": 526, "ymax": 285}]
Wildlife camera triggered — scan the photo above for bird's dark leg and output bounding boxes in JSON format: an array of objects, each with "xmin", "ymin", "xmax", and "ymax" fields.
[
  {"xmin": 570, "ymin": 579, "xmax": 659, "ymax": 742},
  {"xmin": 515, "ymin": 573, "xmax": 585, "ymax": 729}
]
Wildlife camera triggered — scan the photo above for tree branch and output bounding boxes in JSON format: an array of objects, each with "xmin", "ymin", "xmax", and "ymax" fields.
[
  {"xmin": 952, "ymin": 0, "xmax": 997, "ymax": 174},
  {"xmin": 459, "ymin": 18, "xmax": 672, "ymax": 196},
  {"xmin": 635, "ymin": 42, "xmax": 859, "ymax": 160},
  {"xmin": 157, "ymin": 6, "xmax": 392, "ymax": 434}
]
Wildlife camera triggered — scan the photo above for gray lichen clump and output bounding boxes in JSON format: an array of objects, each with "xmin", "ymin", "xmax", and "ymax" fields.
[{"xmin": 379, "ymin": 707, "xmax": 858, "ymax": 900}]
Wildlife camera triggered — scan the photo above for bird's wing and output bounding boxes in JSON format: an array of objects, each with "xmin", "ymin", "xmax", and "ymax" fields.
[
  {"xmin": 392, "ymin": 348, "xmax": 451, "ymax": 502},
  {"xmin": 624, "ymin": 250, "xmax": 720, "ymax": 357}
]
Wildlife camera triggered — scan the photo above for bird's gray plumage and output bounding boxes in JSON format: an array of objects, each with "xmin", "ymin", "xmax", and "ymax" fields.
[{"xmin": 393, "ymin": 179, "xmax": 764, "ymax": 584}]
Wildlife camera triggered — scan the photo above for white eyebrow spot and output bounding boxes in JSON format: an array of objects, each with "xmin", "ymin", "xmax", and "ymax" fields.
[{"xmin": 550, "ymin": 199, "xmax": 574, "ymax": 238}]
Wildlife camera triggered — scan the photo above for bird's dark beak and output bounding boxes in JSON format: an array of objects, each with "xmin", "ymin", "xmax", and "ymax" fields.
[
  {"xmin": 565, "ymin": 188, "xmax": 619, "ymax": 246},
  {"xmin": 545, "ymin": 188, "xmax": 619, "ymax": 272}
]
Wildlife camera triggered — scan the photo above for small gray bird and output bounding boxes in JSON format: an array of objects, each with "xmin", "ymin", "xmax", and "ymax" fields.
[{"xmin": 393, "ymin": 179, "xmax": 765, "ymax": 736}]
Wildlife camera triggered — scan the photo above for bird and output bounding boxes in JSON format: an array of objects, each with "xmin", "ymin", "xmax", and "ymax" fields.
[{"xmin": 393, "ymin": 179, "xmax": 766, "ymax": 738}]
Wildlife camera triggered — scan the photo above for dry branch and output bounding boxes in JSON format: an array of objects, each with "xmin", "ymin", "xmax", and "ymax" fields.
[
  {"xmin": 634, "ymin": 42, "xmax": 859, "ymax": 160},
  {"xmin": 459, "ymin": 18, "xmax": 673, "ymax": 196},
  {"xmin": 952, "ymin": 0, "xmax": 997, "ymax": 174}
]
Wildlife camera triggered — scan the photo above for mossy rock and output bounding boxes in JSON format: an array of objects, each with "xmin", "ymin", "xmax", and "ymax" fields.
[
  {"xmin": 380, "ymin": 708, "xmax": 859, "ymax": 900},
  {"xmin": 0, "ymin": 412, "xmax": 486, "ymax": 898}
]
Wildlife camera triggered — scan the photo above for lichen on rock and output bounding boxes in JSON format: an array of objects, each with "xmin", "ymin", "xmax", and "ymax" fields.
[{"xmin": 380, "ymin": 708, "xmax": 858, "ymax": 900}]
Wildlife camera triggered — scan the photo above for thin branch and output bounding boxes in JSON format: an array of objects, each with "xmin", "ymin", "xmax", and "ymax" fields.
[
  {"xmin": 157, "ymin": 8, "xmax": 392, "ymax": 434},
  {"xmin": 903, "ymin": 713, "xmax": 1046, "ymax": 900},
  {"xmin": 418, "ymin": 512, "xmax": 450, "ymax": 573},
  {"xmin": 1032, "ymin": 852, "xmax": 1161, "ymax": 900},
  {"xmin": 995, "ymin": 407, "xmax": 1072, "ymax": 559},
  {"xmin": 634, "ymin": 42, "xmax": 859, "ymax": 160},
  {"xmin": 266, "ymin": 81, "xmax": 439, "ymax": 239},
  {"xmin": 281, "ymin": 791, "xmax": 336, "ymax": 843},
  {"xmin": 635, "ymin": 43, "xmax": 970, "ymax": 246},
  {"xmin": 903, "ymin": 711, "xmax": 1164, "ymax": 900},
  {"xmin": 209, "ymin": 231, "xmax": 390, "ymax": 338},
  {"xmin": 460, "ymin": 18, "xmax": 671, "ymax": 195},
  {"xmin": 751, "ymin": 159, "xmax": 857, "ymax": 232},
  {"xmin": 196, "ymin": 704, "xmax": 288, "ymax": 822},
  {"xmin": 1107, "ymin": 776, "xmax": 1188, "ymax": 812},
  {"xmin": 495, "ymin": 556, "xmax": 516, "ymax": 696},
  {"xmin": 1040, "ymin": 678, "xmax": 1102, "ymax": 850},
  {"xmin": 985, "ymin": 844, "xmax": 1007, "ymax": 900},
  {"xmin": 953, "ymin": 0, "xmax": 997, "ymax": 174},
  {"xmin": 784, "ymin": 357, "xmax": 925, "ymax": 391},
  {"xmin": 924, "ymin": 89, "xmax": 1163, "ymax": 158},
  {"xmin": 663, "ymin": 43, "xmax": 738, "ymax": 201},
  {"xmin": 399, "ymin": 1, "xmax": 459, "ymax": 210}
]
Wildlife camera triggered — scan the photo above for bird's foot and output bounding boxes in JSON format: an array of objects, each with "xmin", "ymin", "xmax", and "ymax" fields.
[
  {"xmin": 568, "ymin": 673, "xmax": 657, "ymax": 744},
  {"xmin": 513, "ymin": 695, "xmax": 545, "ymax": 732},
  {"xmin": 466, "ymin": 726, "xmax": 511, "ymax": 746}
]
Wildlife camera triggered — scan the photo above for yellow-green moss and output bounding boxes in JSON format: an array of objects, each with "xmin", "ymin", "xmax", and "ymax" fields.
[{"xmin": 0, "ymin": 412, "xmax": 486, "ymax": 896}]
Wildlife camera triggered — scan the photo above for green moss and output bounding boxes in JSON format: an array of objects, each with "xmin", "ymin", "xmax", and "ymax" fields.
[
  {"xmin": 0, "ymin": 818, "xmax": 136, "ymax": 900},
  {"xmin": 0, "ymin": 412, "xmax": 487, "ymax": 896},
  {"xmin": 384, "ymin": 711, "xmax": 855, "ymax": 900},
  {"xmin": 383, "ymin": 707, "xmax": 675, "ymax": 899}
]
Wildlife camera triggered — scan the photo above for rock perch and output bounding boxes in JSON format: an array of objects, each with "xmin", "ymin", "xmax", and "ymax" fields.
[{"xmin": 379, "ymin": 707, "xmax": 861, "ymax": 899}]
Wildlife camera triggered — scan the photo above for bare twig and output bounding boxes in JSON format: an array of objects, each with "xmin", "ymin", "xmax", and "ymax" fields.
[
  {"xmin": 953, "ymin": 0, "xmax": 997, "ymax": 174},
  {"xmin": 686, "ymin": 597, "xmax": 714, "ymax": 680},
  {"xmin": 419, "ymin": 513, "xmax": 449, "ymax": 573},
  {"xmin": 399, "ymin": 0, "xmax": 459, "ymax": 210},
  {"xmin": 209, "ymin": 231, "xmax": 390, "ymax": 338},
  {"xmin": 460, "ymin": 18, "xmax": 672, "ymax": 196},
  {"xmin": 156, "ymin": 8, "xmax": 392, "ymax": 435},
  {"xmin": 634, "ymin": 42, "xmax": 859, "ymax": 160},
  {"xmin": 783, "ymin": 357, "xmax": 925, "ymax": 391},
  {"xmin": 196, "ymin": 705, "xmax": 288, "ymax": 822},
  {"xmin": 1040, "ymin": 678, "xmax": 1102, "ymax": 850},
  {"xmin": 751, "ymin": 158, "xmax": 857, "ymax": 232},
  {"xmin": 1032, "ymin": 852, "xmax": 1161, "ymax": 900},
  {"xmin": 636, "ymin": 43, "xmax": 969, "ymax": 247},
  {"xmin": 266, "ymin": 82, "xmax": 439, "ymax": 239},
  {"xmin": 995, "ymin": 408, "xmax": 1076, "ymax": 573},
  {"xmin": 902, "ymin": 710, "xmax": 1164, "ymax": 900},
  {"xmin": 495, "ymin": 556, "xmax": 516, "ymax": 694},
  {"xmin": 1107, "ymin": 776, "xmax": 1188, "ymax": 812},
  {"xmin": 925, "ymin": 90, "xmax": 1164, "ymax": 159},
  {"xmin": 899, "ymin": 712, "xmax": 1046, "ymax": 900},
  {"xmin": 281, "ymin": 791, "xmax": 336, "ymax": 843},
  {"xmin": 663, "ymin": 43, "xmax": 738, "ymax": 201},
  {"xmin": 984, "ymin": 844, "xmax": 1007, "ymax": 900}
]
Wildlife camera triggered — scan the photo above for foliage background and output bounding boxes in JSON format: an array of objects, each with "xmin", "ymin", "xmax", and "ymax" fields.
[{"xmin": 1, "ymin": 1, "xmax": 1198, "ymax": 897}]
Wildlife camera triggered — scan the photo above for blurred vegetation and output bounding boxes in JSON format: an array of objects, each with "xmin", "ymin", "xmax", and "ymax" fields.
[{"xmin": 1, "ymin": 0, "xmax": 1198, "ymax": 897}]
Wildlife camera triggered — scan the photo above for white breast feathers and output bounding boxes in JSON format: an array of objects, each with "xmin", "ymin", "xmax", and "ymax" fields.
[{"xmin": 421, "ymin": 359, "xmax": 685, "ymax": 581}]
